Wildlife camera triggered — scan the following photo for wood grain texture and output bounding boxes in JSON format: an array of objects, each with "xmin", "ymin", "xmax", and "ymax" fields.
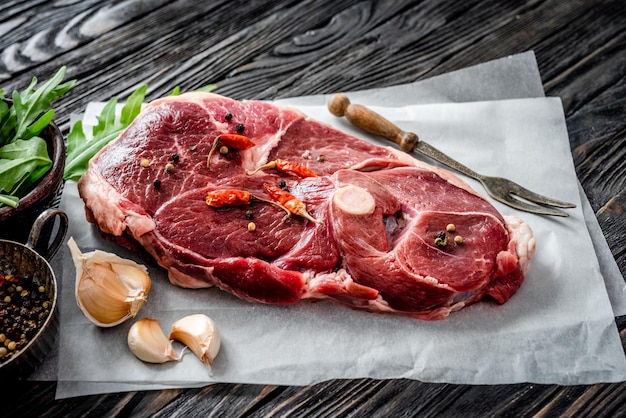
[{"xmin": 1, "ymin": 0, "xmax": 625, "ymax": 416}]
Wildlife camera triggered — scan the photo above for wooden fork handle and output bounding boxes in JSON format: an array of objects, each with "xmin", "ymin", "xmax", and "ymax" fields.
[{"xmin": 328, "ymin": 93, "xmax": 419, "ymax": 153}]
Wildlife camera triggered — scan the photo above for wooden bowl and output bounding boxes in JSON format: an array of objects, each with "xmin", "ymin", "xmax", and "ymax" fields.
[
  {"xmin": 0, "ymin": 111, "xmax": 66, "ymax": 243},
  {"xmin": 0, "ymin": 209, "xmax": 68, "ymax": 379}
]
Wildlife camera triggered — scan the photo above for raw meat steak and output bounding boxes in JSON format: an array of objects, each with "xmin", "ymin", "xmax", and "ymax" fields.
[{"xmin": 78, "ymin": 92, "xmax": 535, "ymax": 320}]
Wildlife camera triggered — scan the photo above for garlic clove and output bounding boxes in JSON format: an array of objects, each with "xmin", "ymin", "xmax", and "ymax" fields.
[
  {"xmin": 68, "ymin": 237, "xmax": 151, "ymax": 327},
  {"xmin": 169, "ymin": 314, "xmax": 221, "ymax": 367},
  {"xmin": 128, "ymin": 318, "xmax": 179, "ymax": 363}
]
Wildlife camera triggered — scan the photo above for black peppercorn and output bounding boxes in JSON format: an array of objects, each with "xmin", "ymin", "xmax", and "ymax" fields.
[
  {"xmin": 236, "ymin": 123, "xmax": 245, "ymax": 133},
  {"xmin": 171, "ymin": 153, "xmax": 179, "ymax": 163},
  {"xmin": 225, "ymin": 112, "xmax": 232, "ymax": 121},
  {"xmin": 153, "ymin": 178, "xmax": 161, "ymax": 189},
  {"xmin": 245, "ymin": 210, "xmax": 254, "ymax": 220},
  {"xmin": 434, "ymin": 231, "xmax": 448, "ymax": 248}
]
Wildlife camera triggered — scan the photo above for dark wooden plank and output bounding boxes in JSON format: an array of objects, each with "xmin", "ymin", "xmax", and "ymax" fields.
[{"xmin": 1, "ymin": 0, "xmax": 626, "ymax": 416}]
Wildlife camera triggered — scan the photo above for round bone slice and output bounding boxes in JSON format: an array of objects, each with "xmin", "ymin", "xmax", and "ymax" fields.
[{"xmin": 333, "ymin": 185, "xmax": 376, "ymax": 216}]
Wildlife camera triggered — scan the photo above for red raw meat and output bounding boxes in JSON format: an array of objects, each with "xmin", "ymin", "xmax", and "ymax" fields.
[{"xmin": 78, "ymin": 93, "xmax": 535, "ymax": 320}]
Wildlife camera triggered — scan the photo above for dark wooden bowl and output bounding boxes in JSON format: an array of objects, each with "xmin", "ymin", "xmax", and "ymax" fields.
[{"xmin": 0, "ymin": 109, "xmax": 65, "ymax": 243}]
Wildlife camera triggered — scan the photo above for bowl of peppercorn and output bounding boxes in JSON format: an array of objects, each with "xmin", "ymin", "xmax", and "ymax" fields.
[{"xmin": 0, "ymin": 208, "xmax": 68, "ymax": 379}]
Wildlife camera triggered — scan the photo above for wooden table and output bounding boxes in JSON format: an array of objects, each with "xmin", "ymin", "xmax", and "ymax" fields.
[{"xmin": 2, "ymin": 0, "xmax": 625, "ymax": 416}]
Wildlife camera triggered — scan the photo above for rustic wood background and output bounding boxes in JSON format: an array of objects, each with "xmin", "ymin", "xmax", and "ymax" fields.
[{"xmin": 1, "ymin": 0, "xmax": 625, "ymax": 416}]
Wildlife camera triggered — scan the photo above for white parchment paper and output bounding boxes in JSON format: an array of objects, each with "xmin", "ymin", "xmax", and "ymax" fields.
[{"xmin": 52, "ymin": 52, "xmax": 626, "ymax": 398}]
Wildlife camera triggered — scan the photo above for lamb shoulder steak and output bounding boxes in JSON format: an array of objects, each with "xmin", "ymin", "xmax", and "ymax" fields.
[{"xmin": 78, "ymin": 92, "xmax": 535, "ymax": 320}]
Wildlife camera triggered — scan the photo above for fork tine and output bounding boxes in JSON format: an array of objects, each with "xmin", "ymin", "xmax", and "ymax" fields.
[
  {"xmin": 493, "ymin": 193, "xmax": 569, "ymax": 217},
  {"xmin": 506, "ymin": 181, "xmax": 576, "ymax": 208},
  {"xmin": 492, "ymin": 176, "xmax": 576, "ymax": 209}
]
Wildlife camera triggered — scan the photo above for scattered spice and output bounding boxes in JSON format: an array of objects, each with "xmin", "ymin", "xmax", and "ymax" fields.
[
  {"xmin": 236, "ymin": 123, "xmax": 245, "ymax": 133},
  {"xmin": 153, "ymin": 179, "xmax": 161, "ymax": 189},
  {"xmin": 446, "ymin": 223, "xmax": 456, "ymax": 233},
  {"xmin": 434, "ymin": 231, "xmax": 448, "ymax": 248},
  {"xmin": 246, "ymin": 159, "xmax": 317, "ymax": 178},
  {"xmin": 189, "ymin": 145, "xmax": 197, "ymax": 151},
  {"xmin": 247, "ymin": 222, "xmax": 256, "ymax": 232},
  {"xmin": 141, "ymin": 159, "xmax": 151, "ymax": 168},
  {"xmin": 224, "ymin": 112, "xmax": 233, "ymax": 121},
  {"xmin": 219, "ymin": 146, "xmax": 229, "ymax": 155},
  {"xmin": 454, "ymin": 235, "xmax": 464, "ymax": 245},
  {"xmin": 316, "ymin": 155, "xmax": 325, "ymax": 162},
  {"xmin": 165, "ymin": 163, "xmax": 175, "ymax": 173},
  {"xmin": 245, "ymin": 210, "xmax": 254, "ymax": 220},
  {"xmin": 278, "ymin": 179, "xmax": 288, "ymax": 190},
  {"xmin": 171, "ymin": 153, "xmax": 180, "ymax": 163},
  {"xmin": 0, "ymin": 266, "xmax": 52, "ymax": 365}
]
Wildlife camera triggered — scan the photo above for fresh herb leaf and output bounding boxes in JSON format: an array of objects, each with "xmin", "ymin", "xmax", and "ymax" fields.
[
  {"xmin": 120, "ymin": 84, "xmax": 148, "ymax": 126},
  {"xmin": 0, "ymin": 95, "xmax": 15, "ymax": 146},
  {"xmin": 0, "ymin": 194, "xmax": 19, "ymax": 208},
  {"xmin": 0, "ymin": 66, "xmax": 75, "ymax": 207},
  {"xmin": 91, "ymin": 97, "xmax": 119, "ymax": 139},
  {"xmin": 195, "ymin": 84, "xmax": 218, "ymax": 93},
  {"xmin": 0, "ymin": 99, "xmax": 9, "ymax": 134},
  {"xmin": 0, "ymin": 137, "xmax": 52, "ymax": 207},
  {"xmin": 64, "ymin": 85, "xmax": 148, "ymax": 181},
  {"xmin": 169, "ymin": 84, "xmax": 216, "ymax": 96},
  {"xmin": 26, "ymin": 109, "xmax": 55, "ymax": 138},
  {"xmin": 9, "ymin": 66, "xmax": 76, "ymax": 143}
]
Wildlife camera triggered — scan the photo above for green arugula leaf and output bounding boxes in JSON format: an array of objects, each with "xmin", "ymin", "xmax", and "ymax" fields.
[
  {"xmin": 64, "ymin": 85, "xmax": 147, "ymax": 181},
  {"xmin": 0, "ymin": 96, "xmax": 15, "ymax": 146},
  {"xmin": 195, "ymin": 84, "xmax": 218, "ymax": 93},
  {"xmin": 0, "ymin": 194, "xmax": 19, "ymax": 208},
  {"xmin": 92, "ymin": 97, "xmax": 119, "ymax": 139},
  {"xmin": 11, "ymin": 66, "xmax": 76, "ymax": 142},
  {"xmin": 0, "ymin": 66, "xmax": 75, "ymax": 207},
  {"xmin": 120, "ymin": 84, "xmax": 148, "ymax": 126},
  {"xmin": 26, "ymin": 109, "xmax": 55, "ymax": 137},
  {"xmin": 0, "ymin": 137, "xmax": 52, "ymax": 206}
]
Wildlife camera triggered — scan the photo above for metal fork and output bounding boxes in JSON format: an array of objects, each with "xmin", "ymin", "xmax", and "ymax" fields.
[{"xmin": 327, "ymin": 94, "xmax": 576, "ymax": 217}]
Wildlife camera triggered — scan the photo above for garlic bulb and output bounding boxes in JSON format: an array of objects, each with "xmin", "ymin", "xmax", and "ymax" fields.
[
  {"xmin": 169, "ymin": 314, "xmax": 221, "ymax": 367},
  {"xmin": 128, "ymin": 318, "xmax": 179, "ymax": 363},
  {"xmin": 68, "ymin": 237, "xmax": 151, "ymax": 327}
]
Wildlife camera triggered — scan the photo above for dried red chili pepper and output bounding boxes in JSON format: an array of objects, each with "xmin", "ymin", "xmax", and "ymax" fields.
[
  {"xmin": 217, "ymin": 134, "xmax": 255, "ymax": 149},
  {"xmin": 246, "ymin": 159, "xmax": 317, "ymax": 178},
  {"xmin": 206, "ymin": 189, "xmax": 291, "ymax": 218},
  {"xmin": 206, "ymin": 189, "xmax": 253, "ymax": 207},
  {"xmin": 263, "ymin": 184, "xmax": 321, "ymax": 224},
  {"xmin": 207, "ymin": 134, "xmax": 255, "ymax": 169}
]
